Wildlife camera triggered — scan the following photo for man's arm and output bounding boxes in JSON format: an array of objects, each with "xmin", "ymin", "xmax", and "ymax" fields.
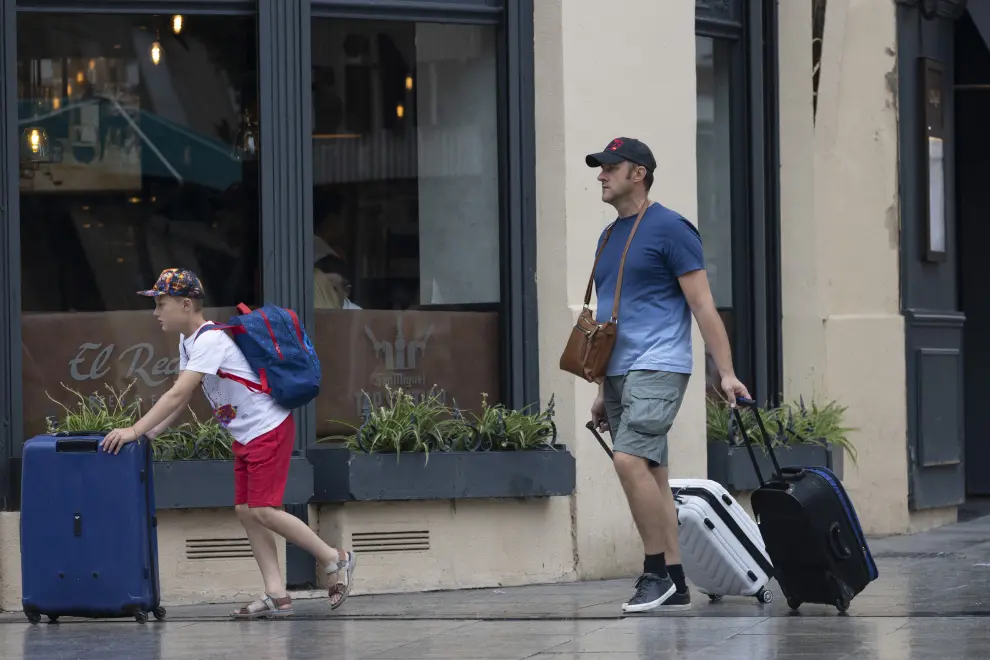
[{"xmin": 678, "ymin": 268, "xmax": 751, "ymax": 402}]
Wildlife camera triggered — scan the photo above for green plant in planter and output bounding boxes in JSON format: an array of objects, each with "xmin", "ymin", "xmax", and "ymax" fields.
[
  {"xmin": 318, "ymin": 388, "xmax": 559, "ymax": 455},
  {"xmin": 322, "ymin": 386, "xmax": 451, "ymax": 460},
  {"xmin": 705, "ymin": 394, "xmax": 858, "ymax": 464},
  {"xmin": 153, "ymin": 407, "xmax": 235, "ymax": 461},
  {"xmin": 776, "ymin": 396, "xmax": 858, "ymax": 464},
  {"xmin": 44, "ymin": 381, "xmax": 142, "ymax": 435},
  {"xmin": 705, "ymin": 395, "xmax": 782, "ymax": 451},
  {"xmin": 471, "ymin": 392, "xmax": 557, "ymax": 451}
]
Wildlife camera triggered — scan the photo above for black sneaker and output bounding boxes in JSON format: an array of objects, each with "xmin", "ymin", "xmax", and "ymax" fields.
[
  {"xmin": 621, "ymin": 573, "xmax": 677, "ymax": 613},
  {"xmin": 661, "ymin": 589, "xmax": 692, "ymax": 610}
]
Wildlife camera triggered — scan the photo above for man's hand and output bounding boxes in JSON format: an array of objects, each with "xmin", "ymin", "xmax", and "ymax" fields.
[
  {"xmin": 591, "ymin": 395, "xmax": 609, "ymax": 433},
  {"xmin": 721, "ymin": 374, "xmax": 751, "ymax": 407},
  {"xmin": 103, "ymin": 427, "xmax": 140, "ymax": 455}
]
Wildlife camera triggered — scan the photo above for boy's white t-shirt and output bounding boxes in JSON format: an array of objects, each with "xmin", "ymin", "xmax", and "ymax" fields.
[{"xmin": 179, "ymin": 322, "xmax": 290, "ymax": 445}]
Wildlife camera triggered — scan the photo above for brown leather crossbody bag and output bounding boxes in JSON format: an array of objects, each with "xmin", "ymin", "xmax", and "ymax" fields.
[{"xmin": 559, "ymin": 199, "xmax": 651, "ymax": 383}]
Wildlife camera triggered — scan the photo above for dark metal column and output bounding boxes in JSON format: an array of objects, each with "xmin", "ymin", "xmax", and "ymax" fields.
[
  {"xmin": 504, "ymin": 0, "xmax": 538, "ymax": 411},
  {"xmin": 897, "ymin": 0, "xmax": 967, "ymax": 510},
  {"xmin": 257, "ymin": 0, "xmax": 316, "ymax": 587},
  {"xmin": 0, "ymin": 0, "xmax": 23, "ymax": 511}
]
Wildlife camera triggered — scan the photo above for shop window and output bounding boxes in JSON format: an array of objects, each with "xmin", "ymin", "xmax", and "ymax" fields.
[
  {"xmin": 696, "ymin": 36, "xmax": 740, "ymax": 398},
  {"xmin": 311, "ymin": 19, "xmax": 501, "ymax": 435},
  {"xmin": 17, "ymin": 13, "xmax": 260, "ymax": 439}
]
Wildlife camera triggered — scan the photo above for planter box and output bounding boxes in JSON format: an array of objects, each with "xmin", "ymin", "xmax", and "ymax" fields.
[
  {"xmin": 706, "ymin": 442, "xmax": 844, "ymax": 492},
  {"xmin": 153, "ymin": 457, "xmax": 314, "ymax": 509},
  {"xmin": 308, "ymin": 445, "xmax": 576, "ymax": 502}
]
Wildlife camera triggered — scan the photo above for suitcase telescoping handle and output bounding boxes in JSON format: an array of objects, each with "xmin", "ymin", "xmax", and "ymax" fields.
[
  {"xmin": 730, "ymin": 397, "xmax": 784, "ymax": 487},
  {"xmin": 585, "ymin": 421, "xmax": 613, "ymax": 458}
]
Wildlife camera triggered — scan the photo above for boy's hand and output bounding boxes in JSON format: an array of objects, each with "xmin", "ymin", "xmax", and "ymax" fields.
[{"xmin": 103, "ymin": 427, "xmax": 139, "ymax": 454}]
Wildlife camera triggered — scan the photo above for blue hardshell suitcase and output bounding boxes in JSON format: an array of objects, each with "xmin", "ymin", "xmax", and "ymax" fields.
[{"xmin": 20, "ymin": 432, "xmax": 165, "ymax": 623}]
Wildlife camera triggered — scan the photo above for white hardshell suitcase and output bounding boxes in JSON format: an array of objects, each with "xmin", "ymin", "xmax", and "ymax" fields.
[{"xmin": 670, "ymin": 478, "xmax": 775, "ymax": 604}]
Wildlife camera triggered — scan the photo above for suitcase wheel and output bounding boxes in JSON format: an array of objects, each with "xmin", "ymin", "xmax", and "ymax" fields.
[
  {"xmin": 756, "ymin": 589, "xmax": 773, "ymax": 604},
  {"xmin": 707, "ymin": 594, "xmax": 723, "ymax": 603},
  {"xmin": 787, "ymin": 597, "xmax": 802, "ymax": 611},
  {"xmin": 47, "ymin": 615, "xmax": 59, "ymax": 624},
  {"xmin": 135, "ymin": 611, "xmax": 149, "ymax": 624},
  {"xmin": 153, "ymin": 607, "xmax": 167, "ymax": 621},
  {"xmin": 25, "ymin": 612, "xmax": 41, "ymax": 625}
]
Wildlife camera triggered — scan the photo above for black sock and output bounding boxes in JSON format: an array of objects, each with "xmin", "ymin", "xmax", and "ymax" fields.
[
  {"xmin": 644, "ymin": 553, "xmax": 667, "ymax": 577},
  {"xmin": 668, "ymin": 564, "xmax": 687, "ymax": 593}
]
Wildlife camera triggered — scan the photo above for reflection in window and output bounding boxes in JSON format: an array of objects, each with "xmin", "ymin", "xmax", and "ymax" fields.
[
  {"xmin": 18, "ymin": 14, "xmax": 260, "ymax": 438},
  {"xmin": 696, "ymin": 36, "xmax": 735, "ymax": 399},
  {"xmin": 311, "ymin": 20, "xmax": 501, "ymax": 434}
]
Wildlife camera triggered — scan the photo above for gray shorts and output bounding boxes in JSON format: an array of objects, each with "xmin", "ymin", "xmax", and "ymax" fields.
[{"xmin": 604, "ymin": 370, "xmax": 690, "ymax": 468}]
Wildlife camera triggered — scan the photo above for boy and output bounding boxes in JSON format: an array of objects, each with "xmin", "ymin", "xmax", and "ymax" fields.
[{"xmin": 103, "ymin": 268, "xmax": 356, "ymax": 618}]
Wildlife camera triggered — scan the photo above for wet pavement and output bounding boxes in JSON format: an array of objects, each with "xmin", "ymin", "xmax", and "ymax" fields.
[{"xmin": 4, "ymin": 513, "xmax": 990, "ymax": 659}]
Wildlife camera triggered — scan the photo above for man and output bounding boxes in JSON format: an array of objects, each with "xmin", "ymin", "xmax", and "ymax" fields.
[
  {"xmin": 103, "ymin": 268, "xmax": 357, "ymax": 618},
  {"xmin": 586, "ymin": 138, "xmax": 750, "ymax": 613}
]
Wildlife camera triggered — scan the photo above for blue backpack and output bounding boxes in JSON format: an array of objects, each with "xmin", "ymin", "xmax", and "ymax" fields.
[{"xmin": 195, "ymin": 303, "xmax": 322, "ymax": 410}]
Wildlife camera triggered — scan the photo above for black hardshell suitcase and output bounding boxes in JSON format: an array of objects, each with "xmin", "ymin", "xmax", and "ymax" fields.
[{"xmin": 733, "ymin": 399, "xmax": 878, "ymax": 613}]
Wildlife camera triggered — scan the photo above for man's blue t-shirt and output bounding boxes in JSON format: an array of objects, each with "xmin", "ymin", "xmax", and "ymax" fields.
[{"xmin": 593, "ymin": 202, "xmax": 705, "ymax": 377}]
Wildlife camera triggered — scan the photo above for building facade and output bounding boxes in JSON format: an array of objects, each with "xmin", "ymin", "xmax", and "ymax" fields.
[{"xmin": 0, "ymin": 0, "xmax": 973, "ymax": 608}]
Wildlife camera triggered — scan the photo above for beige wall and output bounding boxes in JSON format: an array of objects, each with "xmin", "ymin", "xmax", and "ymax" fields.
[
  {"xmin": 314, "ymin": 499, "xmax": 575, "ymax": 594},
  {"xmin": 534, "ymin": 0, "xmax": 706, "ymax": 580},
  {"xmin": 778, "ymin": 0, "xmax": 955, "ymax": 533}
]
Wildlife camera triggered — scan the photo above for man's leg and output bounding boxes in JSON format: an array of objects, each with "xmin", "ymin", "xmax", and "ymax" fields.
[
  {"xmin": 613, "ymin": 452, "xmax": 667, "ymax": 555},
  {"xmin": 605, "ymin": 373, "xmax": 676, "ymax": 613},
  {"xmin": 652, "ymin": 465, "xmax": 690, "ymax": 605}
]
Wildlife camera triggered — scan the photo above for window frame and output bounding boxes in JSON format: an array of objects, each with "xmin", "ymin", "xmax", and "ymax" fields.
[
  {"xmin": 308, "ymin": 0, "xmax": 538, "ymax": 415},
  {"xmin": 696, "ymin": 0, "xmax": 782, "ymax": 406},
  {"xmin": 0, "ymin": 0, "xmax": 538, "ymax": 511}
]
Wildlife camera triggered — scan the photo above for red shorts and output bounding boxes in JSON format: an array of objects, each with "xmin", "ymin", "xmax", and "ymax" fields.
[{"xmin": 233, "ymin": 415, "xmax": 295, "ymax": 508}]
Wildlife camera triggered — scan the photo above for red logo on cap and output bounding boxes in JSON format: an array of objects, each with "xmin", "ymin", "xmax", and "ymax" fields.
[{"xmin": 607, "ymin": 138, "xmax": 624, "ymax": 151}]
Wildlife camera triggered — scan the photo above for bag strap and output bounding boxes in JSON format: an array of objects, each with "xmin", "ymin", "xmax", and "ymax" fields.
[
  {"xmin": 583, "ymin": 224, "xmax": 617, "ymax": 306},
  {"xmin": 583, "ymin": 198, "xmax": 652, "ymax": 312},
  {"xmin": 609, "ymin": 199, "xmax": 652, "ymax": 322}
]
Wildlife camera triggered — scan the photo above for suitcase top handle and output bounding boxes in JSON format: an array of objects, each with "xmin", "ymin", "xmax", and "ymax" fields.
[{"xmin": 55, "ymin": 439, "xmax": 100, "ymax": 453}]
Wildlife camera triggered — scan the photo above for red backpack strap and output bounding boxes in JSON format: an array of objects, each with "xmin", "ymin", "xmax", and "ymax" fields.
[{"xmin": 217, "ymin": 368, "xmax": 271, "ymax": 395}]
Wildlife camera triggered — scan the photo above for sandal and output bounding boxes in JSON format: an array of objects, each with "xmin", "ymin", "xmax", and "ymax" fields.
[
  {"xmin": 230, "ymin": 593, "xmax": 294, "ymax": 619},
  {"xmin": 327, "ymin": 550, "xmax": 357, "ymax": 610}
]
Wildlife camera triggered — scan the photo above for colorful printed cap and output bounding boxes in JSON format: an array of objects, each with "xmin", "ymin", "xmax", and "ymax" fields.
[{"xmin": 137, "ymin": 268, "xmax": 205, "ymax": 299}]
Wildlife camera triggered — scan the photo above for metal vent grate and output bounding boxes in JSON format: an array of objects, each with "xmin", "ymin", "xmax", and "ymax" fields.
[
  {"xmin": 351, "ymin": 530, "xmax": 430, "ymax": 554},
  {"xmin": 185, "ymin": 537, "xmax": 253, "ymax": 560}
]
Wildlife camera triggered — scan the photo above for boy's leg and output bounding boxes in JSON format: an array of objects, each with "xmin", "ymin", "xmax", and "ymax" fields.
[
  {"xmin": 230, "ymin": 450, "xmax": 293, "ymax": 617},
  {"xmin": 239, "ymin": 416, "xmax": 357, "ymax": 608}
]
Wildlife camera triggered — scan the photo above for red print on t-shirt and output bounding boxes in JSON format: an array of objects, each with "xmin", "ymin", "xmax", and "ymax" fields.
[{"xmin": 214, "ymin": 404, "xmax": 238, "ymax": 427}]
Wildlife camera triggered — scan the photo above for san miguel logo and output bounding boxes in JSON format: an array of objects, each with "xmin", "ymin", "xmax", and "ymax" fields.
[{"xmin": 356, "ymin": 316, "xmax": 438, "ymax": 414}]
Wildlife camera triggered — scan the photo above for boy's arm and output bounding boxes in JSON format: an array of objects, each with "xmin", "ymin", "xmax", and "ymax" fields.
[
  {"xmin": 146, "ymin": 406, "xmax": 186, "ymax": 440},
  {"xmin": 103, "ymin": 370, "xmax": 204, "ymax": 453}
]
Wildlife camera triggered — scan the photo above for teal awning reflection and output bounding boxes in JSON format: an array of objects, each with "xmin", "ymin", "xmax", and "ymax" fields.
[{"xmin": 18, "ymin": 98, "xmax": 242, "ymax": 192}]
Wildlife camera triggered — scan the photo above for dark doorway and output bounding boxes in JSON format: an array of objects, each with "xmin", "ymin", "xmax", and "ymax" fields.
[{"xmin": 956, "ymin": 12, "xmax": 990, "ymax": 496}]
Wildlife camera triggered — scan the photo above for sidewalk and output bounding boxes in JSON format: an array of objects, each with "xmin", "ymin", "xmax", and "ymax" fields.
[{"xmin": 3, "ymin": 514, "xmax": 990, "ymax": 659}]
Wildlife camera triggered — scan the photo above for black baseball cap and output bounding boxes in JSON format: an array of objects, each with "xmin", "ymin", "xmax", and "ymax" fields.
[{"xmin": 585, "ymin": 137, "xmax": 657, "ymax": 172}]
